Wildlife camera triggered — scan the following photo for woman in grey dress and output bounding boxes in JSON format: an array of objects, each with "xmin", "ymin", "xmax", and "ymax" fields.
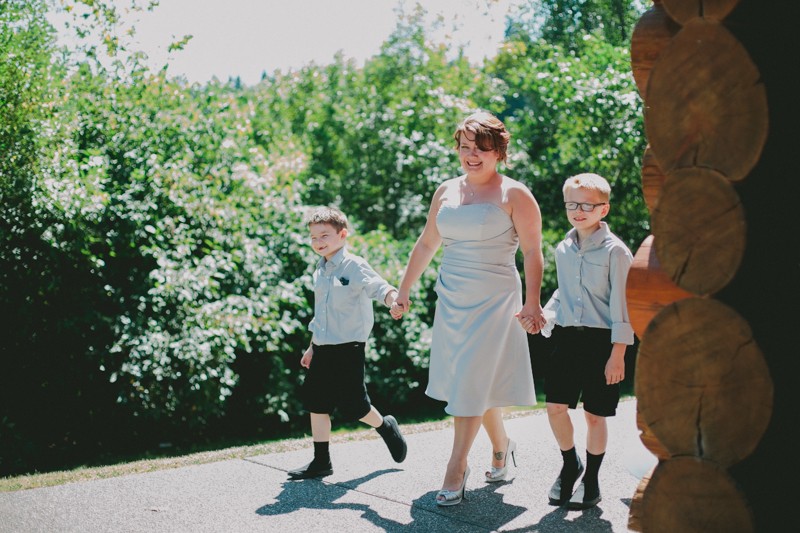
[{"xmin": 391, "ymin": 111, "xmax": 547, "ymax": 506}]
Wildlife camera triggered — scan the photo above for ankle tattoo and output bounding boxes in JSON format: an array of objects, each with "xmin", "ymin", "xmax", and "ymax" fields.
[{"xmin": 494, "ymin": 451, "xmax": 504, "ymax": 461}]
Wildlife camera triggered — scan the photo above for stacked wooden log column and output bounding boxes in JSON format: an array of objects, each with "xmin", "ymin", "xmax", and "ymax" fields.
[{"xmin": 625, "ymin": 0, "xmax": 798, "ymax": 530}]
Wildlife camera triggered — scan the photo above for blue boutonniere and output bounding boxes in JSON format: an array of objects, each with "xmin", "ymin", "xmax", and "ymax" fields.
[{"xmin": 338, "ymin": 277, "xmax": 349, "ymax": 286}]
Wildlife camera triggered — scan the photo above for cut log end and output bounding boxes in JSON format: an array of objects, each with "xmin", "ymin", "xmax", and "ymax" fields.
[
  {"xmin": 651, "ymin": 167, "xmax": 745, "ymax": 296},
  {"xmin": 636, "ymin": 298, "xmax": 773, "ymax": 467},
  {"xmin": 640, "ymin": 457, "xmax": 755, "ymax": 532},
  {"xmin": 644, "ymin": 18, "xmax": 768, "ymax": 181},
  {"xmin": 661, "ymin": 0, "xmax": 740, "ymax": 24},
  {"xmin": 630, "ymin": 4, "xmax": 681, "ymax": 97},
  {"xmin": 626, "ymin": 234, "xmax": 693, "ymax": 338}
]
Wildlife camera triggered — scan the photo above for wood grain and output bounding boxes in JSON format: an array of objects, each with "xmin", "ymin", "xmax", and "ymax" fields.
[
  {"xmin": 644, "ymin": 18, "xmax": 767, "ymax": 182},
  {"xmin": 626, "ymin": 234, "xmax": 693, "ymax": 338},
  {"xmin": 640, "ymin": 457, "xmax": 754, "ymax": 532},
  {"xmin": 661, "ymin": 0, "xmax": 740, "ymax": 24},
  {"xmin": 651, "ymin": 167, "xmax": 745, "ymax": 295},
  {"xmin": 636, "ymin": 298, "xmax": 773, "ymax": 467},
  {"xmin": 630, "ymin": 3, "xmax": 680, "ymax": 97}
]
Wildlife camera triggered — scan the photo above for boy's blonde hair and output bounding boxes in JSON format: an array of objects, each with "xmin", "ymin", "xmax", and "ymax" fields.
[
  {"xmin": 305, "ymin": 206, "xmax": 350, "ymax": 233},
  {"xmin": 562, "ymin": 173, "xmax": 611, "ymax": 202}
]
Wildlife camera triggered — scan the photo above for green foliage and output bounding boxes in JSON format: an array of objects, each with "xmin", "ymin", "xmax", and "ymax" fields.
[
  {"xmin": 0, "ymin": 0, "xmax": 109, "ymax": 475},
  {"xmin": 50, "ymin": 67, "xmax": 314, "ymax": 430},
  {"xmin": 0, "ymin": 0, "xmax": 57, "ymax": 211},
  {"xmin": 487, "ymin": 31, "xmax": 649, "ymax": 262},
  {"xmin": 346, "ymin": 229, "xmax": 439, "ymax": 411},
  {"xmin": 52, "ymin": 0, "xmax": 159, "ymax": 58},
  {"xmin": 508, "ymin": 0, "xmax": 647, "ymax": 50},
  {"xmin": 248, "ymin": 9, "xmax": 502, "ymax": 241},
  {"xmin": 2, "ymin": 6, "xmax": 315, "ymax": 469},
  {"xmin": 1, "ymin": 0, "xmax": 652, "ymax": 475}
]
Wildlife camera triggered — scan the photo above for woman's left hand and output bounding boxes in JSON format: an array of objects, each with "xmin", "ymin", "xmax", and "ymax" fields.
[{"xmin": 515, "ymin": 302, "xmax": 545, "ymax": 334}]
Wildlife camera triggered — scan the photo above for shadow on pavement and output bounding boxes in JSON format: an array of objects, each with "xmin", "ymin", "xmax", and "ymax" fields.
[{"xmin": 255, "ymin": 468, "xmax": 618, "ymax": 532}]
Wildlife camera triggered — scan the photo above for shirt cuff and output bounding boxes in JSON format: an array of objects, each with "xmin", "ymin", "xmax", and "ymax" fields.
[
  {"xmin": 611, "ymin": 322, "xmax": 634, "ymax": 345},
  {"xmin": 380, "ymin": 285, "xmax": 398, "ymax": 307},
  {"xmin": 541, "ymin": 308, "xmax": 557, "ymax": 338}
]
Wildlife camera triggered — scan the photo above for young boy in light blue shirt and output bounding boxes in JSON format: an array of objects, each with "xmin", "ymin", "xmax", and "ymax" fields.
[
  {"xmin": 521, "ymin": 173, "xmax": 633, "ymax": 509},
  {"xmin": 288, "ymin": 206, "xmax": 407, "ymax": 479}
]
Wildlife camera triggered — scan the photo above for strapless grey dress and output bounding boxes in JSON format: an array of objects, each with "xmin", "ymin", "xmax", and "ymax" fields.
[{"xmin": 426, "ymin": 203, "xmax": 537, "ymax": 416}]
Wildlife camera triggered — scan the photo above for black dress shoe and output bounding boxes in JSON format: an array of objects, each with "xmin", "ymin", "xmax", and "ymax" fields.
[
  {"xmin": 548, "ymin": 455, "xmax": 584, "ymax": 505},
  {"xmin": 379, "ymin": 415, "xmax": 407, "ymax": 463},
  {"xmin": 568, "ymin": 481, "xmax": 601, "ymax": 509},
  {"xmin": 288, "ymin": 460, "xmax": 333, "ymax": 479}
]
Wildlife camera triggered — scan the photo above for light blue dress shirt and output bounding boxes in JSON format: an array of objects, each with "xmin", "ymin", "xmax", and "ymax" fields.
[
  {"xmin": 543, "ymin": 222, "xmax": 635, "ymax": 345},
  {"xmin": 309, "ymin": 247, "xmax": 396, "ymax": 345}
]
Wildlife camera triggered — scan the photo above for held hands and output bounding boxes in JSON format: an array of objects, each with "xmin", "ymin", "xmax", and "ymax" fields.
[
  {"xmin": 390, "ymin": 290, "xmax": 411, "ymax": 320},
  {"xmin": 515, "ymin": 302, "xmax": 546, "ymax": 335}
]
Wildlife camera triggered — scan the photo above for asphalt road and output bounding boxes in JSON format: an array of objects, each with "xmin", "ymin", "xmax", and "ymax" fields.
[{"xmin": 0, "ymin": 398, "xmax": 655, "ymax": 532}]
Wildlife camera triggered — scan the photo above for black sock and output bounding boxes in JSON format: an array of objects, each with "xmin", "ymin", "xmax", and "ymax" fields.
[
  {"xmin": 375, "ymin": 417, "xmax": 391, "ymax": 437},
  {"xmin": 374, "ymin": 415, "xmax": 407, "ymax": 463},
  {"xmin": 560, "ymin": 447, "xmax": 579, "ymax": 477},
  {"xmin": 583, "ymin": 451, "xmax": 605, "ymax": 491},
  {"xmin": 313, "ymin": 441, "xmax": 330, "ymax": 465}
]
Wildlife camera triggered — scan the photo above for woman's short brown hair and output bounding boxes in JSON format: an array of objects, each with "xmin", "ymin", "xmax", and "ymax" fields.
[{"xmin": 453, "ymin": 111, "xmax": 510, "ymax": 163}]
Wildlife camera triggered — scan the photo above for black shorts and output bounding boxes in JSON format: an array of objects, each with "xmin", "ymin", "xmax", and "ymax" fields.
[
  {"xmin": 301, "ymin": 342, "xmax": 372, "ymax": 422},
  {"xmin": 544, "ymin": 326, "xmax": 620, "ymax": 417}
]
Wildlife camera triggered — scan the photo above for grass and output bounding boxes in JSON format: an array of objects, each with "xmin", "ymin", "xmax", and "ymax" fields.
[{"xmin": 0, "ymin": 405, "xmax": 548, "ymax": 493}]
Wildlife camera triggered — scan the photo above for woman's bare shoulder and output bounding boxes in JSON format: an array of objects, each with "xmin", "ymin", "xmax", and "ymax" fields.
[
  {"xmin": 502, "ymin": 175, "xmax": 535, "ymax": 200},
  {"xmin": 428, "ymin": 176, "xmax": 462, "ymax": 209}
]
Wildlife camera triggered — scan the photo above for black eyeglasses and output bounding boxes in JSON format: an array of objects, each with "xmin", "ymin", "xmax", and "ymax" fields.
[{"xmin": 564, "ymin": 202, "xmax": 607, "ymax": 212}]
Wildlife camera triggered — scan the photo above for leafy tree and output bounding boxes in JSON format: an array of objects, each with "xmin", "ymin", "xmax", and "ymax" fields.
[
  {"xmin": 508, "ymin": 0, "xmax": 647, "ymax": 50},
  {"xmin": 1, "ymin": 0, "xmax": 653, "ymax": 476},
  {"xmin": 51, "ymin": 65, "xmax": 318, "ymax": 434},
  {"xmin": 346, "ymin": 229, "xmax": 439, "ymax": 414},
  {"xmin": 0, "ymin": 0, "xmax": 118, "ymax": 475},
  {"xmin": 1, "ymin": 3, "xmax": 316, "ymax": 471},
  {"xmin": 249, "ymin": 6, "xmax": 502, "ymax": 241},
  {"xmin": 487, "ymin": 6, "xmax": 649, "ymax": 300}
]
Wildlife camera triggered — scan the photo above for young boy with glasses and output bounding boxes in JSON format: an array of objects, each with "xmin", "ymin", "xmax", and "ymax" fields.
[
  {"xmin": 288, "ymin": 206, "xmax": 407, "ymax": 479},
  {"xmin": 519, "ymin": 173, "xmax": 634, "ymax": 509}
]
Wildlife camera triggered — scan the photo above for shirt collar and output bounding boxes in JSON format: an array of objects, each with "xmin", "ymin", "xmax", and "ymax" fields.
[
  {"xmin": 566, "ymin": 222, "xmax": 610, "ymax": 249},
  {"xmin": 318, "ymin": 246, "xmax": 347, "ymax": 271}
]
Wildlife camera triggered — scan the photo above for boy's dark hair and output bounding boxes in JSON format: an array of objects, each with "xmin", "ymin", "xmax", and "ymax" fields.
[
  {"xmin": 453, "ymin": 111, "xmax": 511, "ymax": 164},
  {"xmin": 305, "ymin": 206, "xmax": 350, "ymax": 233}
]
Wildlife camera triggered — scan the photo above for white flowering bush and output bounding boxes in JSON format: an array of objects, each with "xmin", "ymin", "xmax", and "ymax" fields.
[{"xmin": 2, "ymin": 0, "xmax": 651, "ymax": 475}]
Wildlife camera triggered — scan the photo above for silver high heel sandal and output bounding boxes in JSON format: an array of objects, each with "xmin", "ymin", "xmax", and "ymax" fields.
[
  {"xmin": 485, "ymin": 438, "xmax": 517, "ymax": 482},
  {"xmin": 436, "ymin": 466, "xmax": 470, "ymax": 506}
]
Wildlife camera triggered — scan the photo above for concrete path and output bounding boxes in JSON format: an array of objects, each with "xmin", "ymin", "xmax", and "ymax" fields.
[{"xmin": 0, "ymin": 398, "xmax": 656, "ymax": 532}]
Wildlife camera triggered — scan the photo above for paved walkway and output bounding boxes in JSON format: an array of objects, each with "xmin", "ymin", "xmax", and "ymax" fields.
[{"xmin": 0, "ymin": 399, "xmax": 655, "ymax": 532}]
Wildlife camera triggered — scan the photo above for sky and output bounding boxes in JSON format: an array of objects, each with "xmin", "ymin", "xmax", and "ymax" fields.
[{"xmin": 51, "ymin": 0, "xmax": 526, "ymax": 85}]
